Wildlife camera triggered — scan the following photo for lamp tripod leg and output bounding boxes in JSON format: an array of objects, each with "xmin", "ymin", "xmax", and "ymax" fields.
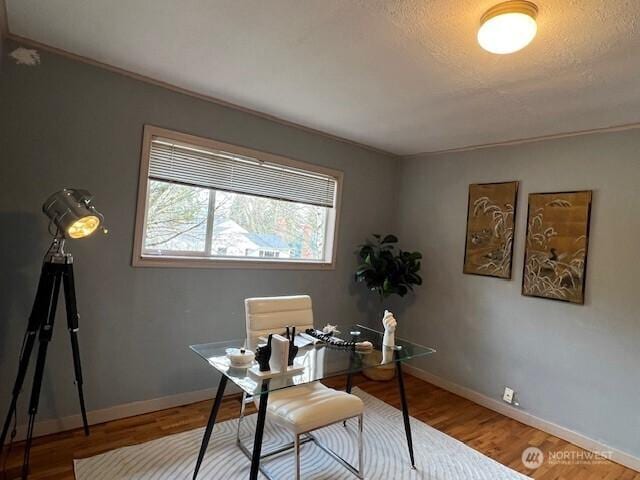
[
  {"xmin": 62, "ymin": 263, "xmax": 89, "ymax": 435},
  {"xmin": 0, "ymin": 264, "xmax": 55, "ymax": 451},
  {"xmin": 0, "ymin": 332, "xmax": 37, "ymax": 451},
  {"xmin": 22, "ymin": 270, "xmax": 62, "ymax": 479},
  {"xmin": 0, "ymin": 333, "xmax": 37, "ymax": 452}
]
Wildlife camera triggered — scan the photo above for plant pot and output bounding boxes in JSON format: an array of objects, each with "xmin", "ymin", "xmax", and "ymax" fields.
[{"xmin": 361, "ymin": 349, "xmax": 396, "ymax": 381}]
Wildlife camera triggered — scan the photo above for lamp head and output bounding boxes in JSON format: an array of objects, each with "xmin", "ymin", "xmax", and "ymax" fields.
[{"xmin": 43, "ymin": 189, "xmax": 106, "ymax": 239}]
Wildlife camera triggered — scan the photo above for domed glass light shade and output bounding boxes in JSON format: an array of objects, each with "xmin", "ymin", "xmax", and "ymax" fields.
[{"xmin": 478, "ymin": 1, "xmax": 538, "ymax": 54}]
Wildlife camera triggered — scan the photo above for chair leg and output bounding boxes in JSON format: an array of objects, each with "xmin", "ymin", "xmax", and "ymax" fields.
[
  {"xmin": 294, "ymin": 434, "xmax": 301, "ymax": 480},
  {"xmin": 358, "ymin": 414, "xmax": 364, "ymax": 479},
  {"xmin": 236, "ymin": 392, "xmax": 247, "ymax": 445}
]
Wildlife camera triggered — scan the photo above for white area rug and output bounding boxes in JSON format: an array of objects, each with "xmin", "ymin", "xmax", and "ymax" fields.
[{"xmin": 74, "ymin": 388, "xmax": 530, "ymax": 479}]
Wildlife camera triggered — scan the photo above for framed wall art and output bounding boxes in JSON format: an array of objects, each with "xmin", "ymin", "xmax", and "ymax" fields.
[
  {"xmin": 522, "ymin": 190, "xmax": 592, "ymax": 304},
  {"xmin": 463, "ymin": 181, "xmax": 519, "ymax": 279}
]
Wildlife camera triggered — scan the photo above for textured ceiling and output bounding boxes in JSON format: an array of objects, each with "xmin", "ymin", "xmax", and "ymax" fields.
[{"xmin": 6, "ymin": 0, "xmax": 640, "ymax": 155}]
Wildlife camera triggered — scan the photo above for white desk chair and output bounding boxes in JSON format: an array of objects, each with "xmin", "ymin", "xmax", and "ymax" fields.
[{"xmin": 239, "ymin": 295, "xmax": 364, "ymax": 479}]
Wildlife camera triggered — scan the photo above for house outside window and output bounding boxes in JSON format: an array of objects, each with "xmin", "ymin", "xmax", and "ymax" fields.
[{"xmin": 133, "ymin": 126, "xmax": 342, "ymax": 269}]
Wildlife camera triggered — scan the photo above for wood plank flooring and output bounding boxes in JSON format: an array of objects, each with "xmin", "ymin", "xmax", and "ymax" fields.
[{"xmin": 1, "ymin": 374, "xmax": 637, "ymax": 479}]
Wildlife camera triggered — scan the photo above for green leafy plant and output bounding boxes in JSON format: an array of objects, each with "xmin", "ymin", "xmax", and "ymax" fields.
[{"xmin": 354, "ymin": 234, "xmax": 422, "ymax": 300}]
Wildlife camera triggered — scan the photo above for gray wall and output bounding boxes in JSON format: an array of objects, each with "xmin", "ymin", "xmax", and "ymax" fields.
[
  {"xmin": 0, "ymin": 42, "xmax": 399, "ymax": 422},
  {"xmin": 395, "ymin": 129, "xmax": 640, "ymax": 457},
  {"xmin": 2, "ymin": 37, "xmax": 638, "ymax": 460}
]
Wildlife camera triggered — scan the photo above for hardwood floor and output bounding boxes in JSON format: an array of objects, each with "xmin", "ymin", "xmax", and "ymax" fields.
[{"xmin": 1, "ymin": 373, "xmax": 637, "ymax": 479}]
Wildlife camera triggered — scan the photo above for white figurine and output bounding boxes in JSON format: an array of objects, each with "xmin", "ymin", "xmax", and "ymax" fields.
[
  {"xmin": 382, "ymin": 310, "xmax": 397, "ymax": 347},
  {"xmin": 382, "ymin": 310, "xmax": 397, "ymax": 365}
]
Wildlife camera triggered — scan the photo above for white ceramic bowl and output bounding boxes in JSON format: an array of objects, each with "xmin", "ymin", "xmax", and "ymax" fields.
[{"xmin": 226, "ymin": 348, "xmax": 255, "ymax": 367}]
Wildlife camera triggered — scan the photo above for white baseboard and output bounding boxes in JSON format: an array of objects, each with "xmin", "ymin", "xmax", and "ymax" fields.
[
  {"xmin": 403, "ymin": 365, "xmax": 640, "ymax": 472},
  {"xmin": 4, "ymin": 386, "xmax": 239, "ymax": 445}
]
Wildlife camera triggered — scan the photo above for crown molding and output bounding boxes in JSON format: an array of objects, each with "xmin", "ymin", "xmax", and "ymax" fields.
[
  {"xmin": 406, "ymin": 122, "xmax": 640, "ymax": 159},
  {"xmin": 5, "ymin": 15, "xmax": 640, "ymax": 160},
  {"xmin": 3, "ymin": 31, "xmax": 396, "ymax": 158}
]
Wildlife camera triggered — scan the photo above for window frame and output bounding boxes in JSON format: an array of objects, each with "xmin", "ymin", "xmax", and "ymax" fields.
[{"xmin": 132, "ymin": 125, "xmax": 343, "ymax": 270}]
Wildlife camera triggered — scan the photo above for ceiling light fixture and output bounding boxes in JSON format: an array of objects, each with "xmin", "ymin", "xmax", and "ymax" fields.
[{"xmin": 478, "ymin": 1, "xmax": 538, "ymax": 54}]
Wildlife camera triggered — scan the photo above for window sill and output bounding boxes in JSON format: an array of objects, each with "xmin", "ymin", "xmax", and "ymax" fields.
[{"xmin": 132, "ymin": 254, "xmax": 336, "ymax": 270}]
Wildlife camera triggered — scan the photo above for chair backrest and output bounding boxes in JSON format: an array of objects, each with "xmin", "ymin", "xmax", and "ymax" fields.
[{"xmin": 245, "ymin": 295, "xmax": 314, "ymax": 348}]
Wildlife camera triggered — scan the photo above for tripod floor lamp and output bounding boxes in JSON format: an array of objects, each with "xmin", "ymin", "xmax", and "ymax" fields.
[{"xmin": 1, "ymin": 189, "xmax": 106, "ymax": 479}]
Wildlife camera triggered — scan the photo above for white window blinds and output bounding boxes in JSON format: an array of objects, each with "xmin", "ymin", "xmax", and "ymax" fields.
[{"xmin": 148, "ymin": 138, "xmax": 337, "ymax": 208}]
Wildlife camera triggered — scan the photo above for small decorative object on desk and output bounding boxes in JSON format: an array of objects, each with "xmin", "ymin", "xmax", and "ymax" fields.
[
  {"xmin": 322, "ymin": 324, "xmax": 340, "ymax": 335},
  {"xmin": 305, "ymin": 328, "xmax": 373, "ymax": 352},
  {"xmin": 225, "ymin": 347, "xmax": 255, "ymax": 367},
  {"xmin": 255, "ymin": 334, "xmax": 273, "ymax": 372},
  {"xmin": 306, "ymin": 328, "xmax": 350, "ymax": 346},
  {"xmin": 361, "ymin": 310, "xmax": 397, "ymax": 381},
  {"xmin": 249, "ymin": 331, "xmax": 306, "ymax": 379},
  {"xmin": 269, "ymin": 334, "xmax": 289, "ymax": 373},
  {"xmin": 382, "ymin": 310, "xmax": 397, "ymax": 364},
  {"xmin": 285, "ymin": 326, "xmax": 299, "ymax": 366},
  {"xmin": 382, "ymin": 310, "xmax": 396, "ymax": 347}
]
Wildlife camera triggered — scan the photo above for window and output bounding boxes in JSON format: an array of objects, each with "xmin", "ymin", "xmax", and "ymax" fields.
[{"xmin": 133, "ymin": 126, "xmax": 342, "ymax": 268}]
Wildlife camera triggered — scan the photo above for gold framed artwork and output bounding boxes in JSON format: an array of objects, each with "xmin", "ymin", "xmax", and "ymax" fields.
[
  {"xmin": 522, "ymin": 191, "xmax": 592, "ymax": 304},
  {"xmin": 463, "ymin": 181, "xmax": 519, "ymax": 279}
]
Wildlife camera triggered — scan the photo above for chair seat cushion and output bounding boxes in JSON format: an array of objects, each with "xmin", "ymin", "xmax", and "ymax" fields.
[{"xmin": 262, "ymin": 382, "xmax": 364, "ymax": 435}]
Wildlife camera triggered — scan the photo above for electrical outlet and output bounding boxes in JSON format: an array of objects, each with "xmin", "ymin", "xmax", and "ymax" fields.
[{"xmin": 503, "ymin": 387, "xmax": 515, "ymax": 404}]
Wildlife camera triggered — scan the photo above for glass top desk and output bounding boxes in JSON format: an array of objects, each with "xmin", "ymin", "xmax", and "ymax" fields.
[{"xmin": 190, "ymin": 324, "xmax": 435, "ymax": 480}]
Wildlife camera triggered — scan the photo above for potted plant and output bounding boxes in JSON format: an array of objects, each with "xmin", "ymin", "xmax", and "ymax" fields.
[
  {"xmin": 354, "ymin": 234, "xmax": 422, "ymax": 380},
  {"xmin": 355, "ymin": 234, "xmax": 422, "ymax": 300}
]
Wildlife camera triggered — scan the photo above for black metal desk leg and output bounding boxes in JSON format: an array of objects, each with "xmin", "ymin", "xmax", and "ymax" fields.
[
  {"xmin": 193, "ymin": 376, "xmax": 228, "ymax": 480},
  {"xmin": 346, "ymin": 335, "xmax": 357, "ymax": 395},
  {"xmin": 396, "ymin": 360, "xmax": 416, "ymax": 469},
  {"xmin": 249, "ymin": 381, "xmax": 270, "ymax": 480},
  {"xmin": 343, "ymin": 360, "xmax": 354, "ymax": 427}
]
